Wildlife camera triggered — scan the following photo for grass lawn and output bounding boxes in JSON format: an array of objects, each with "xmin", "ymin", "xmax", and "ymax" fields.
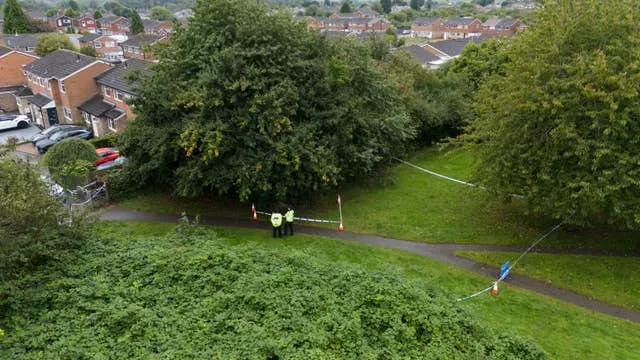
[
  {"xmin": 96, "ymin": 221, "xmax": 640, "ymax": 360},
  {"xmin": 455, "ymin": 250, "xmax": 640, "ymax": 312},
  {"xmin": 119, "ymin": 147, "xmax": 639, "ymax": 251}
]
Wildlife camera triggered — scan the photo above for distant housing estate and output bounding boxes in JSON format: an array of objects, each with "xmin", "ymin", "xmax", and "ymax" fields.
[{"xmin": 410, "ymin": 17, "xmax": 520, "ymax": 39}]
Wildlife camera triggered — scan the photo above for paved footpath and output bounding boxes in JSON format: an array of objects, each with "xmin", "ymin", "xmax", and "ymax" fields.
[{"xmin": 101, "ymin": 208, "xmax": 640, "ymax": 324}]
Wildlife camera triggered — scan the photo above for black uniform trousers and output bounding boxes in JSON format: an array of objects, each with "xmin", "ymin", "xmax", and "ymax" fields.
[
  {"xmin": 284, "ymin": 221, "xmax": 294, "ymax": 236},
  {"xmin": 273, "ymin": 225, "xmax": 282, "ymax": 238}
]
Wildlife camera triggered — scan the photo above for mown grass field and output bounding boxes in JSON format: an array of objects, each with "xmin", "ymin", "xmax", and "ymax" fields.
[
  {"xmin": 119, "ymin": 147, "xmax": 639, "ymax": 250},
  {"xmin": 95, "ymin": 221, "xmax": 640, "ymax": 360},
  {"xmin": 456, "ymin": 250, "xmax": 640, "ymax": 312}
]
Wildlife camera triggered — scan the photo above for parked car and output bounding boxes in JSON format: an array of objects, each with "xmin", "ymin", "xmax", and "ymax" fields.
[
  {"xmin": 35, "ymin": 128, "xmax": 93, "ymax": 153},
  {"xmin": 0, "ymin": 114, "xmax": 30, "ymax": 131},
  {"xmin": 95, "ymin": 147, "xmax": 120, "ymax": 166},
  {"xmin": 96, "ymin": 156, "xmax": 127, "ymax": 171},
  {"xmin": 31, "ymin": 124, "xmax": 85, "ymax": 144}
]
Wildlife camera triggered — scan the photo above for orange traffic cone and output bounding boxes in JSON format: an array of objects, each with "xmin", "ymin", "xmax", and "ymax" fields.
[
  {"xmin": 338, "ymin": 222, "xmax": 344, "ymax": 232},
  {"xmin": 491, "ymin": 282, "xmax": 499, "ymax": 295},
  {"xmin": 251, "ymin": 203, "xmax": 255, "ymax": 213},
  {"xmin": 252, "ymin": 211, "xmax": 257, "ymax": 221}
]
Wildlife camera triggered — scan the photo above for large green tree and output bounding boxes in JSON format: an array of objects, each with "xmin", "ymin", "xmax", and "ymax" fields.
[
  {"xmin": 381, "ymin": 0, "xmax": 392, "ymax": 14},
  {"xmin": 34, "ymin": 33, "xmax": 77, "ymax": 56},
  {"xmin": 466, "ymin": 0, "xmax": 640, "ymax": 229},
  {"xmin": 2, "ymin": 0, "xmax": 30, "ymax": 34},
  {"xmin": 130, "ymin": 10, "xmax": 144, "ymax": 34},
  {"xmin": 149, "ymin": 5, "xmax": 174, "ymax": 21},
  {"xmin": 120, "ymin": 0, "xmax": 415, "ymax": 201}
]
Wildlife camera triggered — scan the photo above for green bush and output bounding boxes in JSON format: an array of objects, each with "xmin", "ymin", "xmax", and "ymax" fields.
[
  {"xmin": 43, "ymin": 138, "xmax": 97, "ymax": 188},
  {"xmin": 89, "ymin": 133, "xmax": 118, "ymax": 149},
  {"xmin": 0, "ymin": 153, "xmax": 85, "ymax": 271},
  {"xmin": 0, "ymin": 224, "xmax": 547, "ymax": 359}
]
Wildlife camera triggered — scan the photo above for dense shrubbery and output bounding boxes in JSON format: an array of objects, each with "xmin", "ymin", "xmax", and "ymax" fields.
[
  {"xmin": 89, "ymin": 133, "xmax": 118, "ymax": 149},
  {"xmin": 0, "ymin": 150, "xmax": 84, "ymax": 272},
  {"xmin": 43, "ymin": 138, "xmax": 97, "ymax": 188},
  {"xmin": 0, "ymin": 222, "xmax": 546, "ymax": 359}
]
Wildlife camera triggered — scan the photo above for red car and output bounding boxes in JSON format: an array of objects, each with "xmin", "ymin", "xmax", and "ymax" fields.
[{"xmin": 95, "ymin": 147, "xmax": 120, "ymax": 166}]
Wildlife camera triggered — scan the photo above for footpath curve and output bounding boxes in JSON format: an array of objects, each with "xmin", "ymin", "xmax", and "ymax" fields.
[{"xmin": 100, "ymin": 208, "xmax": 640, "ymax": 324}]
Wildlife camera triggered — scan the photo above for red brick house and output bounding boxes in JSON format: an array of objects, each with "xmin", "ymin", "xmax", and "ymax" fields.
[
  {"xmin": 442, "ymin": 18, "xmax": 482, "ymax": 39},
  {"xmin": 79, "ymin": 59, "xmax": 152, "ymax": 136},
  {"xmin": 22, "ymin": 50, "xmax": 109, "ymax": 129},
  {"xmin": 410, "ymin": 17, "xmax": 444, "ymax": 39},
  {"xmin": 0, "ymin": 46, "xmax": 39, "ymax": 112},
  {"xmin": 481, "ymin": 18, "xmax": 520, "ymax": 35},
  {"xmin": 119, "ymin": 34, "xmax": 165, "ymax": 61},
  {"xmin": 98, "ymin": 16, "xmax": 131, "ymax": 36},
  {"xmin": 77, "ymin": 15, "xmax": 97, "ymax": 33},
  {"xmin": 55, "ymin": 15, "xmax": 73, "ymax": 31}
]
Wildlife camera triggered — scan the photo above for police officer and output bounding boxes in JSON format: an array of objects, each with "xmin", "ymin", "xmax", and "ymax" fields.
[
  {"xmin": 270, "ymin": 208, "xmax": 283, "ymax": 238},
  {"xmin": 284, "ymin": 205, "xmax": 294, "ymax": 236}
]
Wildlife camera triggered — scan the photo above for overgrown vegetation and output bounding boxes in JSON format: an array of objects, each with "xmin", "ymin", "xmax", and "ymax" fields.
[
  {"xmin": 0, "ymin": 148, "xmax": 84, "ymax": 272},
  {"xmin": 43, "ymin": 138, "xmax": 97, "ymax": 188},
  {"xmin": 0, "ymin": 219, "xmax": 546, "ymax": 359},
  {"xmin": 465, "ymin": 0, "xmax": 640, "ymax": 230}
]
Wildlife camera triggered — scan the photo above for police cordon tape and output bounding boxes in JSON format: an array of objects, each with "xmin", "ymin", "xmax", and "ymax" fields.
[
  {"xmin": 255, "ymin": 211, "xmax": 340, "ymax": 224},
  {"xmin": 393, "ymin": 157, "xmax": 524, "ymax": 199},
  {"xmin": 455, "ymin": 221, "xmax": 564, "ymax": 302},
  {"xmin": 253, "ymin": 196, "xmax": 345, "ymax": 231}
]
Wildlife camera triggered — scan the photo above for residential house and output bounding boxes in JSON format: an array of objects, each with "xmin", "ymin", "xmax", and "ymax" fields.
[
  {"xmin": 0, "ymin": 46, "xmax": 39, "ymax": 87},
  {"xmin": 92, "ymin": 35, "xmax": 125, "ymax": 63},
  {"xmin": 119, "ymin": 34, "xmax": 165, "ymax": 60},
  {"xmin": 401, "ymin": 45, "xmax": 442, "ymax": 69},
  {"xmin": 77, "ymin": 15, "xmax": 97, "ymax": 33},
  {"xmin": 22, "ymin": 50, "xmax": 109, "ymax": 129},
  {"xmin": 0, "ymin": 47, "xmax": 39, "ymax": 112},
  {"xmin": 81, "ymin": 58, "xmax": 152, "ymax": 136},
  {"xmin": 312, "ymin": 16, "xmax": 390, "ymax": 33},
  {"xmin": 330, "ymin": 7, "xmax": 378, "ymax": 19},
  {"xmin": 98, "ymin": 16, "xmax": 131, "ymax": 36},
  {"xmin": 78, "ymin": 33, "xmax": 101, "ymax": 47},
  {"xmin": 0, "ymin": 34, "xmax": 39, "ymax": 53},
  {"xmin": 55, "ymin": 15, "xmax": 73, "ymax": 31},
  {"xmin": 143, "ymin": 19, "xmax": 173, "ymax": 36},
  {"xmin": 441, "ymin": 17, "xmax": 482, "ymax": 39},
  {"xmin": 410, "ymin": 17, "xmax": 444, "ymax": 39},
  {"xmin": 481, "ymin": 18, "xmax": 520, "ymax": 35},
  {"xmin": 421, "ymin": 36, "xmax": 485, "ymax": 67},
  {"xmin": 173, "ymin": 9, "xmax": 194, "ymax": 19}
]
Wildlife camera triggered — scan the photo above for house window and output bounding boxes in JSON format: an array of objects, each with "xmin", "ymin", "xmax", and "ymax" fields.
[
  {"xmin": 114, "ymin": 90, "xmax": 123, "ymax": 102},
  {"xmin": 108, "ymin": 117, "xmax": 117, "ymax": 131},
  {"xmin": 63, "ymin": 107, "xmax": 72, "ymax": 120},
  {"xmin": 95, "ymin": 43, "xmax": 102, "ymax": 48},
  {"xmin": 47, "ymin": 81, "xmax": 51, "ymax": 90},
  {"xmin": 38, "ymin": 77, "xmax": 43, "ymax": 86},
  {"xmin": 60, "ymin": 81, "xmax": 66, "ymax": 92},
  {"xmin": 26, "ymin": 47, "xmax": 34, "ymax": 52},
  {"xmin": 82, "ymin": 112, "xmax": 91, "ymax": 124},
  {"xmin": 28, "ymin": 73, "xmax": 32, "ymax": 81},
  {"xmin": 104, "ymin": 86, "xmax": 112, "ymax": 96},
  {"xmin": 124, "ymin": 93, "xmax": 133, "ymax": 100}
]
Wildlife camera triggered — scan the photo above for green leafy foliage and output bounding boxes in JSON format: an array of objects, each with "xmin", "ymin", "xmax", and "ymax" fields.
[
  {"xmin": 466, "ymin": 0, "xmax": 640, "ymax": 230},
  {"xmin": 0, "ymin": 223, "xmax": 547, "ymax": 359},
  {"xmin": 2, "ymin": 0, "xmax": 30, "ymax": 34},
  {"xmin": 34, "ymin": 33, "xmax": 77, "ymax": 56},
  {"xmin": 120, "ymin": 0, "xmax": 415, "ymax": 201},
  {"xmin": 130, "ymin": 10, "xmax": 144, "ymax": 34},
  {"xmin": 43, "ymin": 138, "xmax": 97, "ymax": 188},
  {"xmin": 0, "ymin": 150, "xmax": 84, "ymax": 271},
  {"xmin": 89, "ymin": 133, "xmax": 118, "ymax": 148},
  {"xmin": 79, "ymin": 45, "xmax": 98, "ymax": 57},
  {"xmin": 149, "ymin": 6, "xmax": 175, "ymax": 21}
]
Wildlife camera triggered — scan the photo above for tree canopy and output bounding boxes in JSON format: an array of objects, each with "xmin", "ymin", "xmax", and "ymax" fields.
[
  {"xmin": 79, "ymin": 45, "xmax": 98, "ymax": 57},
  {"xmin": 149, "ymin": 6, "xmax": 174, "ymax": 21},
  {"xmin": 2, "ymin": 0, "xmax": 30, "ymax": 34},
  {"xmin": 34, "ymin": 33, "xmax": 77, "ymax": 56},
  {"xmin": 130, "ymin": 9, "xmax": 144, "ymax": 34},
  {"xmin": 465, "ymin": 0, "xmax": 640, "ymax": 230},
  {"xmin": 120, "ymin": 0, "xmax": 415, "ymax": 201}
]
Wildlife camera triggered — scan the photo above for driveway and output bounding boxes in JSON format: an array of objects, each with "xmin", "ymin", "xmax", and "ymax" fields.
[{"xmin": 0, "ymin": 124, "xmax": 40, "ymax": 145}]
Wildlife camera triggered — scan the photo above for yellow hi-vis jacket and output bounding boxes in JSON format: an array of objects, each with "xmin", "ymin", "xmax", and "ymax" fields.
[
  {"xmin": 271, "ymin": 212, "xmax": 283, "ymax": 227},
  {"xmin": 285, "ymin": 209, "xmax": 294, "ymax": 222}
]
